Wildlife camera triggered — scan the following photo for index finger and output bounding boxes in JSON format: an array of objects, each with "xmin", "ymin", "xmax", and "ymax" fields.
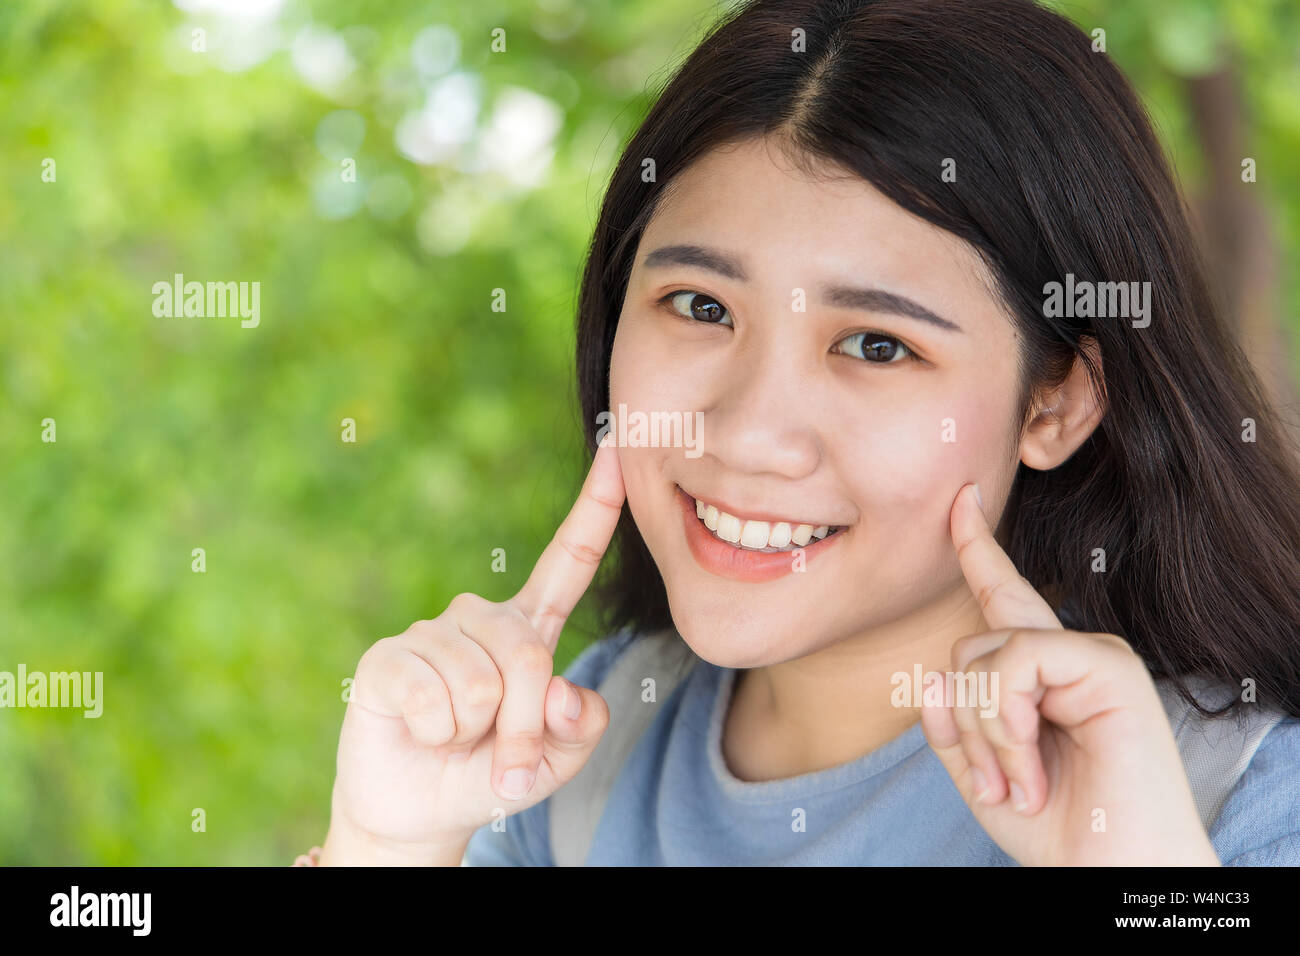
[
  {"xmin": 511, "ymin": 442, "xmax": 626, "ymax": 650},
  {"xmin": 950, "ymin": 482, "xmax": 1061, "ymax": 631}
]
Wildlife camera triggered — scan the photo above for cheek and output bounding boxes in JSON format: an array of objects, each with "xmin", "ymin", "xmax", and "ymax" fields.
[
  {"xmin": 609, "ymin": 310, "xmax": 704, "ymax": 475},
  {"xmin": 609, "ymin": 313, "xmax": 698, "ymax": 412},
  {"xmin": 609, "ymin": 315, "xmax": 681, "ymax": 537},
  {"xmin": 838, "ymin": 388, "xmax": 1016, "ymax": 516}
]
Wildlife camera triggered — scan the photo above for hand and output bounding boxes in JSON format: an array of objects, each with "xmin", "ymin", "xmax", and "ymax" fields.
[
  {"xmin": 918, "ymin": 483, "xmax": 1220, "ymax": 866},
  {"xmin": 321, "ymin": 443, "xmax": 625, "ymax": 865}
]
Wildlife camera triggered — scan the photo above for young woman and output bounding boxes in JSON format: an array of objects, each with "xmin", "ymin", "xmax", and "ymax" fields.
[{"xmin": 309, "ymin": 0, "xmax": 1300, "ymax": 866}]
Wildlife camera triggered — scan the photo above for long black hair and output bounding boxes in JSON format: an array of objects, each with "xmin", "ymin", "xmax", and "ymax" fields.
[{"xmin": 573, "ymin": 0, "xmax": 1300, "ymax": 719}]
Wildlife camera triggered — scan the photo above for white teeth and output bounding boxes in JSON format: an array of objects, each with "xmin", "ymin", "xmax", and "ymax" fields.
[
  {"xmin": 690, "ymin": 495, "xmax": 838, "ymax": 552},
  {"xmin": 716, "ymin": 512, "xmax": 742, "ymax": 543}
]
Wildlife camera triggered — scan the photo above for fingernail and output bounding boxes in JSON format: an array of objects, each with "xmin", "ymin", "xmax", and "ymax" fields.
[
  {"xmin": 500, "ymin": 767, "xmax": 535, "ymax": 800},
  {"xmin": 971, "ymin": 767, "xmax": 990, "ymax": 802},
  {"xmin": 973, "ymin": 483, "xmax": 984, "ymax": 512},
  {"xmin": 562, "ymin": 678, "xmax": 582, "ymax": 720},
  {"xmin": 1010, "ymin": 780, "xmax": 1028, "ymax": 812}
]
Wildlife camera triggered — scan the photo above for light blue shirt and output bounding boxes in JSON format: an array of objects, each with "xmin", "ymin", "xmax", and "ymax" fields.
[{"xmin": 465, "ymin": 628, "xmax": 1300, "ymax": 865}]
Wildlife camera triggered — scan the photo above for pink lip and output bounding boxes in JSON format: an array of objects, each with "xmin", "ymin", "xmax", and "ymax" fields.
[{"xmin": 676, "ymin": 484, "xmax": 845, "ymax": 583}]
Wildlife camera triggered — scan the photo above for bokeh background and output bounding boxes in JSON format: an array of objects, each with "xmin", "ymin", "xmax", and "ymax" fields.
[{"xmin": 2, "ymin": 0, "xmax": 1298, "ymax": 864}]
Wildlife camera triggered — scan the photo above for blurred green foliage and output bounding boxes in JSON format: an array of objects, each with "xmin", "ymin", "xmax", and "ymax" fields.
[{"xmin": 1, "ymin": 0, "xmax": 1296, "ymax": 864}]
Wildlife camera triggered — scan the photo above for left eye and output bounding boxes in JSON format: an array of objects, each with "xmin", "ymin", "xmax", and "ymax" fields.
[
  {"xmin": 662, "ymin": 290, "xmax": 733, "ymax": 327},
  {"xmin": 834, "ymin": 331, "xmax": 914, "ymax": 364}
]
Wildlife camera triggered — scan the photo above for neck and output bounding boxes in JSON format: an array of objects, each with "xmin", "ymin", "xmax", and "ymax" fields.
[{"xmin": 721, "ymin": 584, "xmax": 988, "ymax": 782}]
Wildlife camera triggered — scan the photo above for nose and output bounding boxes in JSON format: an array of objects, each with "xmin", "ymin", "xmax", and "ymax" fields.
[{"xmin": 701, "ymin": 340, "xmax": 822, "ymax": 480}]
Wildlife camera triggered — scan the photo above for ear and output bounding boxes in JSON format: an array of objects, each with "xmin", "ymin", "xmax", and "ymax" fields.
[{"xmin": 1019, "ymin": 336, "xmax": 1107, "ymax": 471}]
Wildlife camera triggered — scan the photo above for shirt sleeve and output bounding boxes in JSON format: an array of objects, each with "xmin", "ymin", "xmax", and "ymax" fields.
[
  {"xmin": 1208, "ymin": 715, "xmax": 1300, "ymax": 866},
  {"xmin": 462, "ymin": 626, "xmax": 641, "ymax": 866}
]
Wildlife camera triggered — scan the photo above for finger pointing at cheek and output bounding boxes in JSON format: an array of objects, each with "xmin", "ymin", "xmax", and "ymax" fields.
[
  {"xmin": 950, "ymin": 482, "xmax": 1062, "ymax": 633},
  {"xmin": 924, "ymin": 483, "xmax": 1065, "ymax": 814},
  {"xmin": 510, "ymin": 442, "xmax": 626, "ymax": 652}
]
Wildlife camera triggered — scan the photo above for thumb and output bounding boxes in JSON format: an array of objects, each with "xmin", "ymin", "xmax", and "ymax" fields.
[{"xmin": 538, "ymin": 675, "xmax": 609, "ymax": 787}]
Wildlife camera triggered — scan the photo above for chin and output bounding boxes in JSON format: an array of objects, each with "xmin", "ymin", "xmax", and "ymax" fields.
[{"xmin": 663, "ymin": 591, "xmax": 818, "ymax": 669}]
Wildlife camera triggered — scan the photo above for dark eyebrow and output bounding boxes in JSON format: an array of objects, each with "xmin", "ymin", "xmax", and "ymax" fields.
[
  {"xmin": 641, "ymin": 243, "xmax": 963, "ymax": 333},
  {"xmin": 822, "ymin": 286, "xmax": 963, "ymax": 334},
  {"xmin": 642, "ymin": 244, "xmax": 748, "ymax": 281}
]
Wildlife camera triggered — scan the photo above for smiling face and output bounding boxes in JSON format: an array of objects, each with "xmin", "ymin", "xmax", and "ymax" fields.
[{"xmin": 608, "ymin": 135, "xmax": 1032, "ymax": 669}]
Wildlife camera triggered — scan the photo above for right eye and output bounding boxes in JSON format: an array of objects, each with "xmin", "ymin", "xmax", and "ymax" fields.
[{"xmin": 660, "ymin": 290, "xmax": 733, "ymax": 327}]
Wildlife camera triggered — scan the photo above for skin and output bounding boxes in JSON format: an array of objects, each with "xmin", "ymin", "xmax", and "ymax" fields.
[
  {"xmin": 318, "ymin": 134, "xmax": 1219, "ymax": 866},
  {"xmin": 610, "ymin": 135, "xmax": 1055, "ymax": 769}
]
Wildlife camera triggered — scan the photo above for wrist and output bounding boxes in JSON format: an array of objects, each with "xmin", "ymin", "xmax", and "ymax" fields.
[{"xmin": 319, "ymin": 815, "xmax": 472, "ymax": 867}]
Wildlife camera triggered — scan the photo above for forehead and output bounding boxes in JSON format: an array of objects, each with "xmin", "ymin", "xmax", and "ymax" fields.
[{"xmin": 636, "ymin": 137, "xmax": 1004, "ymax": 328}]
